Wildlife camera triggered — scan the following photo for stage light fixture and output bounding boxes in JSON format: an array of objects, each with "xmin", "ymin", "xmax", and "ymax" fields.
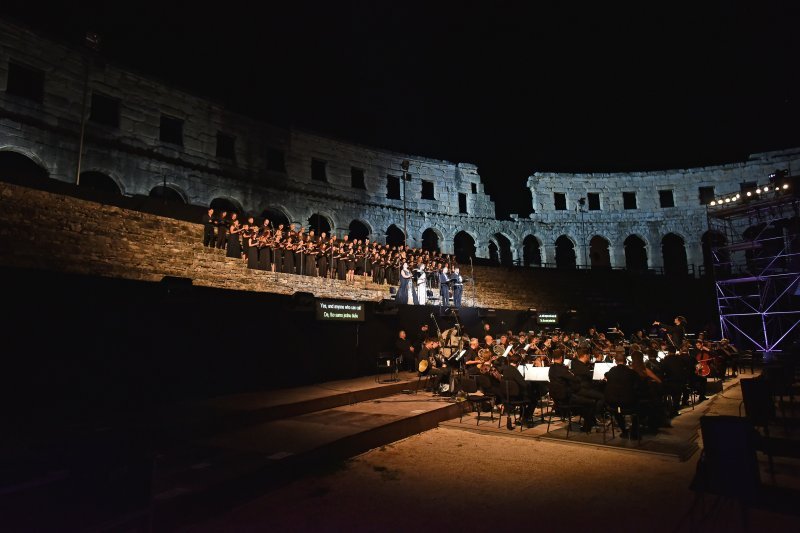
[
  {"xmin": 783, "ymin": 184, "xmax": 789, "ymax": 189},
  {"xmin": 725, "ymin": 198, "xmax": 731, "ymax": 203},
  {"xmin": 746, "ymin": 191, "xmax": 752, "ymax": 197},
  {"xmin": 710, "ymin": 201, "xmax": 716, "ymax": 206},
  {"xmin": 756, "ymin": 188, "xmax": 762, "ymax": 194}
]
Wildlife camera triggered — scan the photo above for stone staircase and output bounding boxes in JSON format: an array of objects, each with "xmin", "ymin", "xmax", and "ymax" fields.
[{"xmin": 0, "ymin": 183, "xmax": 390, "ymax": 302}]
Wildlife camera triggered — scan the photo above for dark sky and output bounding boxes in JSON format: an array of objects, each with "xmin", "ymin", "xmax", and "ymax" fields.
[{"xmin": 3, "ymin": 1, "xmax": 799, "ymax": 217}]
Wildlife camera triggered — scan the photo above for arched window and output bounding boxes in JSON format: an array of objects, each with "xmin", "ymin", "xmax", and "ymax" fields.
[
  {"xmin": 149, "ymin": 185, "xmax": 185, "ymax": 204},
  {"xmin": 79, "ymin": 171, "xmax": 121, "ymax": 195},
  {"xmin": 624, "ymin": 235, "xmax": 648, "ymax": 270},
  {"xmin": 386, "ymin": 224, "xmax": 405, "ymax": 247},
  {"xmin": 210, "ymin": 197, "xmax": 241, "ymax": 215},
  {"xmin": 589, "ymin": 236, "xmax": 611, "ymax": 268},
  {"xmin": 701, "ymin": 230, "xmax": 728, "ymax": 276},
  {"xmin": 494, "ymin": 233, "xmax": 513, "ymax": 266},
  {"xmin": 555, "ymin": 235, "xmax": 576, "ymax": 269},
  {"xmin": 0, "ymin": 151, "xmax": 48, "ymax": 184},
  {"xmin": 308, "ymin": 214, "xmax": 332, "ymax": 235},
  {"xmin": 261, "ymin": 208, "xmax": 290, "ymax": 228},
  {"xmin": 421, "ymin": 228, "xmax": 440, "ymax": 252},
  {"xmin": 348, "ymin": 220, "xmax": 370, "ymax": 241},
  {"xmin": 488, "ymin": 241, "xmax": 499, "ymax": 264},
  {"xmin": 522, "ymin": 235, "xmax": 542, "ymax": 266},
  {"xmin": 453, "ymin": 231, "xmax": 476, "ymax": 263},
  {"xmin": 662, "ymin": 233, "xmax": 688, "ymax": 275}
]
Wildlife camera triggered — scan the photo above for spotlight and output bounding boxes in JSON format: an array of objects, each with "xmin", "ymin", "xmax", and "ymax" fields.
[
  {"xmin": 725, "ymin": 198, "xmax": 731, "ymax": 203},
  {"xmin": 746, "ymin": 191, "xmax": 752, "ymax": 197},
  {"xmin": 783, "ymin": 184, "xmax": 789, "ymax": 190},
  {"xmin": 710, "ymin": 201, "xmax": 717, "ymax": 206},
  {"xmin": 756, "ymin": 188, "xmax": 762, "ymax": 194}
]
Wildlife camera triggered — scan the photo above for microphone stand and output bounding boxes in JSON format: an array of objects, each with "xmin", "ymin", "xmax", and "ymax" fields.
[{"xmin": 469, "ymin": 256, "xmax": 476, "ymax": 308}]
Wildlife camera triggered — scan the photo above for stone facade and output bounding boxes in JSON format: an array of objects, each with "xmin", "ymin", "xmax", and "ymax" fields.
[
  {"xmin": 1, "ymin": 19, "xmax": 799, "ymax": 274},
  {"xmin": 525, "ymin": 149, "xmax": 800, "ymax": 270}
]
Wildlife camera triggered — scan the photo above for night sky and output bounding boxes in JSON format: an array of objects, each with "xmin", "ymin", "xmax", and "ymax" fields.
[{"xmin": 3, "ymin": 1, "xmax": 799, "ymax": 217}]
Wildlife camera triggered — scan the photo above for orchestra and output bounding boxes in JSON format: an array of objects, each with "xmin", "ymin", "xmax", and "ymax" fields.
[
  {"xmin": 405, "ymin": 318, "xmax": 741, "ymax": 434},
  {"xmin": 201, "ymin": 214, "xmax": 470, "ymax": 306}
]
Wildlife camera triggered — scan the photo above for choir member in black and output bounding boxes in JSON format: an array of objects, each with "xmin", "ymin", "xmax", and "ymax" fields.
[
  {"xmin": 283, "ymin": 234, "xmax": 295, "ymax": 274},
  {"xmin": 604, "ymin": 353, "xmax": 643, "ymax": 438},
  {"xmin": 215, "ymin": 210, "xmax": 228, "ymax": 249},
  {"xmin": 346, "ymin": 243, "xmax": 356, "ymax": 282},
  {"xmin": 272, "ymin": 233, "xmax": 284, "ymax": 273},
  {"xmin": 246, "ymin": 229, "xmax": 259, "ymax": 269},
  {"xmin": 318, "ymin": 243, "xmax": 329, "ymax": 279},
  {"xmin": 240, "ymin": 217, "xmax": 250, "ymax": 259},
  {"xmin": 225, "ymin": 219, "xmax": 242, "ymax": 258},
  {"xmin": 335, "ymin": 244, "xmax": 346, "ymax": 280},
  {"xmin": 202, "ymin": 208, "xmax": 215, "ymax": 247},
  {"xmin": 438, "ymin": 265, "xmax": 450, "ymax": 307},
  {"xmin": 304, "ymin": 236, "xmax": 317, "ymax": 276},
  {"xmin": 257, "ymin": 231, "xmax": 271, "ymax": 271},
  {"xmin": 395, "ymin": 330, "xmax": 415, "ymax": 372},
  {"xmin": 451, "ymin": 267, "xmax": 464, "ymax": 308},
  {"xmin": 548, "ymin": 350, "xmax": 597, "ymax": 432}
]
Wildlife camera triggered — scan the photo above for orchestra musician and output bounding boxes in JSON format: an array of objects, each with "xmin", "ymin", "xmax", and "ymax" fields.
[
  {"xmin": 418, "ymin": 337, "xmax": 451, "ymax": 394},
  {"xmin": 548, "ymin": 349, "xmax": 597, "ymax": 433}
]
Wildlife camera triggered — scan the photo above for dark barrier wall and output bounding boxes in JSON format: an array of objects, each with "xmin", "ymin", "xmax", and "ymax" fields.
[{"xmin": 1, "ymin": 265, "xmax": 712, "ymax": 434}]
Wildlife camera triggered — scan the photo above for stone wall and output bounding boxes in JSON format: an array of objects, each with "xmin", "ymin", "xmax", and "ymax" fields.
[
  {"xmin": 526, "ymin": 150, "xmax": 800, "ymax": 269},
  {"xmin": 1, "ymin": 18, "xmax": 798, "ymax": 274}
]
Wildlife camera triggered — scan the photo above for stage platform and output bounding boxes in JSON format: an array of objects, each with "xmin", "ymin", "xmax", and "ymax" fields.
[
  {"xmin": 442, "ymin": 376, "xmax": 745, "ymax": 462},
  {"xmin": 152, "ymin": 373, "xmax": 461, "ymax": 530}
]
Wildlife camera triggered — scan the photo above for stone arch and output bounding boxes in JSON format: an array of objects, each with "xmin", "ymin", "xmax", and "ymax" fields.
[
  {"xmin": 522, "ymin": 235, "xmax": 542, "ymax": 266},
  {"xmin": 701, "ymin": 230, "xmax": 728, "ymax": 276},
  {"xmin": 149, "ymin": 184, "xmax": 187, "ymax": 204},
  {"xmin": 348, "ymin": 219, "xmax": 371, "ymax": 241},
  {"xmin": 421, "ymin": 227, "xmax": 443, "ymax": 252},
  {"xmin": 488, "ymin": 240, "xmax": 500, "ymax": 264},
  {"xmin": 385, "ymin": 224, "xmax": 406, "ymax": 247},
  {"xmin": 555, "ymin": 235, "xmax": 577, "ymax": 269},
  {"xmin": 662, "ymin": 232, "xmax": 688, "ymax": 275},
  {"xmin": 308, "ymin": 213, "xmax": 334, "ymax": 235},
  {"xmin": 0, "ymin": 148, "xmax": 50, "ymax": 183},
  {"xmin": 589, "ymin": 235, "xmax": 611, "ymax": 268},
  {"xmin": 260, "ymin": 206, "xmax": 292, "ymax": 228},
  {"xmin": 349, "ymin": 218, "xmax": 373, "ymax": 239},
  {"xmin": 78, "ymin": 170, "xmax": 122, "ymax": 195},
  {"xmin": 493, "ymin": 232, "xmax": 514, "ymax": 266},
  {"xmin": 453, "ymin": 230, "xmax": 477, "ymax": 263},
  {"xmin": 624, "ymin": 234, "xmax": 648, "ymax": 271},
  {"xmin": 209, "ymin": 196, "xmax": 244, "ymax": 214}
]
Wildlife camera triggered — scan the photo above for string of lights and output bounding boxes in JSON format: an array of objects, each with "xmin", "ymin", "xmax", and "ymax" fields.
[{"xmin": 707, "ymin": 170, "xmax": 793, "ymax": 207}]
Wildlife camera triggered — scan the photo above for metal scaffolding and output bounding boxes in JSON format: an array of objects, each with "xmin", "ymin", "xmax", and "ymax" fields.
[{"xmin": 707, "ymin": 182, "xmax": 800, "ymax": 359}]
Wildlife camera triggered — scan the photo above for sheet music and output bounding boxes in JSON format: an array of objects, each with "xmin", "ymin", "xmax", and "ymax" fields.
[
  {"xmin": 563, "ymin": 358, "xmax": 572, "ymax": 368},
  {"xmin": 520, "ymin": 365, "xmax": 550, "ymax": 381},
  {"xmin": 502, "ymin": 345, "xmax": 513, "ymax": 358},
  {"xmin": 592, "ymin": 362, "xmax": 614, "ymax": 380},
  {"xmin": 523, "ymin": 344, "xmax": 530, "ymax": 351},
  {"xmin": 455, "ymin": 349, "xmax": 466, "ymax": 361}
]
